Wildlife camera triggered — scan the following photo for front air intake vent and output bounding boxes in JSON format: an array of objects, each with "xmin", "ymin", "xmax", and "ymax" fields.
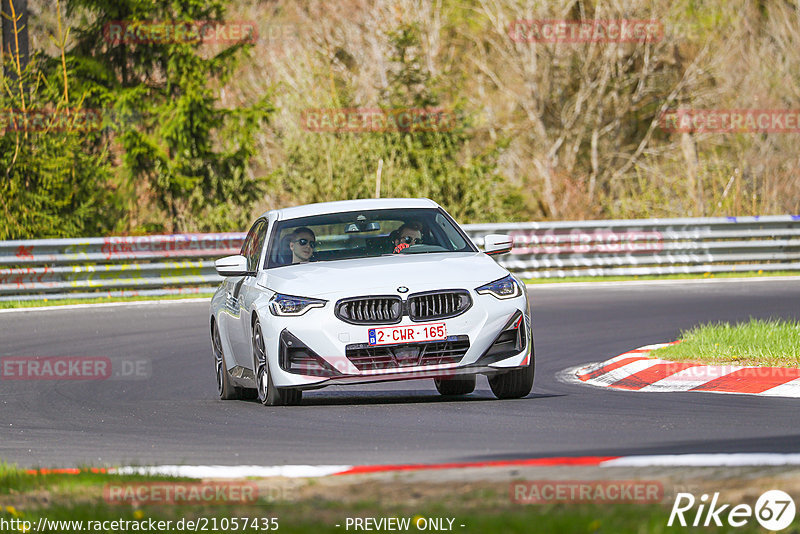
[
  {"xmin": 345, "ymin": 336, "xmax": 470, "ymax": 371},
  {"xmin": 335, "ymin": 296, "xmax": 403, "ymax": 325},
  {"xmin": 408, "ymin": 290, "xmax": 472, "ymax": 321}
]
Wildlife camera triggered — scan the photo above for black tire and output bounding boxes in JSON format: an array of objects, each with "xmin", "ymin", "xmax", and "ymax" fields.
[
  {"xmin": 434, "ymin": 375, "xmax": 476, "ymax": 396},
  {"xmin": 489, "ymin": 347, "xmax": 535, "ymax": 400},
  {"xmin": 213, "ymin": 321, "xmax": 244, "ymax": 400},
  {"xmin": 253, "ymin": 320, "xmax": 303, "ymax": 406}
]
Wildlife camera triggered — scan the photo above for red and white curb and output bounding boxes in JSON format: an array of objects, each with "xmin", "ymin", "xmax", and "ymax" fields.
[
  {"xmin": 25, "ymin": 454, "xmax": 800, "ymax": 479},
  {"xmin": 569, "ymin": 343, "xmax": 800, "ymax": 398}
]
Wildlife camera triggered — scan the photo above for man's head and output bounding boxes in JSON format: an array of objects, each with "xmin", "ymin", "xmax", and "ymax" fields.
[
  {"xmin": 393, "ymin": 222, "xmax": 423, "ymax": 253},
  {"xmin": 289, "ymin": 227, "xmax": 316, "ymax": 263}
]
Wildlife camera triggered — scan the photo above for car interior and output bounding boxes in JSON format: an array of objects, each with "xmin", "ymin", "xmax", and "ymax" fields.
[{"xmin": 266, "ymin": 209, "xmax": 473, "ymax": 268}]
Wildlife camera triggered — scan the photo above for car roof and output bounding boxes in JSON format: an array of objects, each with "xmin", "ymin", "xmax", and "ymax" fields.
[{"xmin": 266, "ymin": 198, "xmax": 441, "ymax": 221}]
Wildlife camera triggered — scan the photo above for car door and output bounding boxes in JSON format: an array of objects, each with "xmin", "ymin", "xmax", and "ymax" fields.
[{"xmin": 222, "ymin": 219, "xmax": 267, "ymax": 368}]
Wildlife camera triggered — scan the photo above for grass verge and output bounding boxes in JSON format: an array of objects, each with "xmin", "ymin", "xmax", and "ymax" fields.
[
  {"xmin": 651, "ymin": 318, "xmax": 800, "ymax": 367},
  {"xmin": 0, "ymin": 467, "xmax": 188, "ymax": 496},
  {"xmin": 0, "ymin": 462, "xmax": 20, "ymax": 479},
  {"xmin": 0, "ymin": 471, "xmax": 774, "ymax": 534},
  {"xmin": 0, "ymin": 293, "xmax": 212, "ymax": 310},
  {"xmin": 0, "ymin": 501, "xmax": 706, "ymax": 534},
  {"xmin": 4, "ymin": 466, "xmax": 799, "ymax": 533}
]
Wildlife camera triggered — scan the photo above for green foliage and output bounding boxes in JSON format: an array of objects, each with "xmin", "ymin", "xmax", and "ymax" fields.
[
  {"xmin": 1, "ymin": 0, "xmax": 273, "ymax": 238},
  {"xmin": 63, "ymin": 0, "xmax": 274, "ymax": 233},
  {"xmin": 651, "ymin": 318, "xmax": 800, "ymax": 368},
  {"xmin": 0, "ymin": 53, "xmax": 120, "ymax": 240},
  {"xmin": 9, "ymin": 0, "xmax": 797, "ymax": 238}
]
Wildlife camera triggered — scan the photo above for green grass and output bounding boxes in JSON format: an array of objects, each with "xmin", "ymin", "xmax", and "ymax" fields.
[
  {"xmin": 0, "ymin": 466, "xmax": 189, "ymax": 495},
  {"xmin": 523, "ymin": 270, "xmax": 800, "ymax": 284},
  {"xmin": 0, "ymin": 486, "xmax": 774, "ymax": 534},
  {"xmin": 651, "ymin": 319, "xmax": 800, "ymax": 367},
  {"xmin": 0, "ymin": 461, "xmax": 20, "ymax": 478},
  {"xmin": 0, "ymin": 293, "xmax": 212, "ymax": 309},
  {"xmin": 2, "ymin": 467, "xmax": 796, "ymax": 533}
]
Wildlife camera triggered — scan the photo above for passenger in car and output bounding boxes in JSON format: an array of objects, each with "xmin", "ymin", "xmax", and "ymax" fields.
[
  {"xmin": 289, "ymin": 227, "xmax": 317, "ymax": 263},
  {"xmin": 392, "ymin": 222, "xmax": 424, "ymax": 254}
]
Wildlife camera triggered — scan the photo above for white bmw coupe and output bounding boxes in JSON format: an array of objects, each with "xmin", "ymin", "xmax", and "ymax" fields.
[{"xmin": 210, "ymin": 198, "xmax": 533, "ymax": 405}]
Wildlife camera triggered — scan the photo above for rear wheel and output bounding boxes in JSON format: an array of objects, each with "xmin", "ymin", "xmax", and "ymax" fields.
[
  {"xmin": 253, "ymin": 319, "xmax": 302, "ymax": 406},
  {"xmin": 434, "ymin": 375, "xmax": 476, "ymax": 396},
  {"xmin": 213, "ymin": 322, "xmax": 243, "ymax": 400},
  {"xmin": 488, "ymin": 350, "xmax": 535, "ymax": 400}
]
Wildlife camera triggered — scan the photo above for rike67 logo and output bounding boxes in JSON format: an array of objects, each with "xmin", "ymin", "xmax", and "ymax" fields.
[{"xmin": 669, "ymin": 490, "xmax": 796, "ymax": 531}]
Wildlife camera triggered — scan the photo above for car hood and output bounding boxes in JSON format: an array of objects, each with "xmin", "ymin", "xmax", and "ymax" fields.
[{"xmin": 259, "ymin": 253, "xmax": 510, "ymax": 298}]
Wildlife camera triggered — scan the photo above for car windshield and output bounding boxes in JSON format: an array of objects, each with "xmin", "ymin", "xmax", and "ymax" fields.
[{"xmin": 266, "ymin": 208, "xmax": 477, "ymax": 268}]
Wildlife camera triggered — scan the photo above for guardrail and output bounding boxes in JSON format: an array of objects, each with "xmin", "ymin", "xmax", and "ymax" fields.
[
  {"xmin": 466, "ymin": 215, "xmax": 800, "ymax": 279},
  {"xmin": 0, "ymin": 233, "xmax": 244, "ymax": 301},
  {"xmin": 1, "ymin": 215, "xmax": 798, "ymax": 301}
]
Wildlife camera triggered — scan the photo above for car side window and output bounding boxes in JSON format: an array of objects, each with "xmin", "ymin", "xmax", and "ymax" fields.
[
  {"xmin": 434, "ymin": 212, "xmax": 467, "ymax": 250},
  {"xmin": 240, "ymin": 224, "xmax": 257, "ymax": 259},
  {"xmin": 241, "ymin": 220, "xmax": 267, "ymax": 273}
]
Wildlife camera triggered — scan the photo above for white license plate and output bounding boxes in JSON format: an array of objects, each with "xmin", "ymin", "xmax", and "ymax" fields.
[{"xmin": 368, "ymin": 323, "xmax": 447, "ymax": 346}]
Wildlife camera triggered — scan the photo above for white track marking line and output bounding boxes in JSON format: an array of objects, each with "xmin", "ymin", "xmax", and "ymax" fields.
[
  {"xmin": 602, "ymin": 454, "xmax": 800, "ymax": 467},
  {"xmin": 0, "ymin": 298, "xmax": 211, "ymax": 314},
  {"xmin": 109, "ymin": 453, "xmax": 800, "ymax": 479},
  {"xmin": 639, "ymin": 364, "xmax": 744, "ymax": 392},
  {"xmin": 759, "ymin": 377, "xmax": 800, "ymax": 397},
  {"xmin": 582, "ymin": 359, "xmax": 662, "ymax": 387},
  {"xmin": 112, "ymin": 465, "xmax": 353, "ymax": 479}
]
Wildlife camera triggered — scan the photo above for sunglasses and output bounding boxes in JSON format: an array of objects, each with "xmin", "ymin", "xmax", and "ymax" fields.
[
  {"xmin": 293, "ymin": 238, "xmax": 317, "ymax": 248},
  {"xmin": 400, "ymin": 236, "xmax": 423, "ymax": 245}
]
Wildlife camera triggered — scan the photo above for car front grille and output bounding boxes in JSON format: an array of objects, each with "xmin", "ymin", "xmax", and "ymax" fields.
[
  {"xmin": 335, "ymin": 296, "xmax": 402, "ymax": 325},
  {"xmin": 408, "ymin": 290, "xmax": 472, "ymax": 321},
  {"xmin": 345, "ymin": 336, "xmax": 470, "ymax": 371}
]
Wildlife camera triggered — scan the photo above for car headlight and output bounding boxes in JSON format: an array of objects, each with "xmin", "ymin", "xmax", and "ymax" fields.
[
  {"xmin": 476, "ymin": 275, "xmax": 522, "ymax": 300},
  {"xmin": 269, "ymin": 293, "xmax": 327, "ymax": 316}
]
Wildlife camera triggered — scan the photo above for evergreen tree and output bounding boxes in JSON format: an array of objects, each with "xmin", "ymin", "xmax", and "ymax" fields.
[
  {"xmin": 0, "ymin": 20, "xmax": 119, "ymax": 239},
  {"xmin": 279, "ymin": 23, "xmax": 523, "ymax": 223},
  {"xmin": 64, "ymin": 0, "xmax": 274, "ymax": 233}
]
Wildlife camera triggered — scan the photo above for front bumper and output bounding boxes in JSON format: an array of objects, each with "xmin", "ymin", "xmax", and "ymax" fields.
[{"xmin": 262, "ymin": 289, "xmax": 532, "ymax": 388}]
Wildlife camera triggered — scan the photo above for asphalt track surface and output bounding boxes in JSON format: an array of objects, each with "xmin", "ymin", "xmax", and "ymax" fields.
[{"xmin": 1, "ymin": 279, "xmax": 799, "ymax": 469}]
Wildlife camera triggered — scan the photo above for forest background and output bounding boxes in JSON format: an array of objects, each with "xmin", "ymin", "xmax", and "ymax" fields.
[{"xmin": 1, "ymin": 0, "xmax": 798, "ymax": 239}]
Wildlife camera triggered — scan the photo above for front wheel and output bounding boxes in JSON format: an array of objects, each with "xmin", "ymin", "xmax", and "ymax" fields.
[
  {"xmin": 213, "ymin": 321, "xmax": 243, "ymax": 400},
  {"xmin": 489, "ymin": 352, "xmax": 535, "ymax": 400},
  {"xmin": 253, "ymin": 319, "xmax": 302, "ymax": 406}
]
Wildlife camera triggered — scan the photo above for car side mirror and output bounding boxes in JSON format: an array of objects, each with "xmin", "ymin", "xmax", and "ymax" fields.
[
  {"xmin": 215, "ymin": 255, "xmax": 250, "ymax": 276},
  {"xmin": 483, "ymin": 234, "xmax": 513, "ymax": 256}
]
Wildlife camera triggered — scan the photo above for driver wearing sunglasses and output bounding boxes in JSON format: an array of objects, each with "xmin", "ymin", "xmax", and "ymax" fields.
[
  {"xmin": 392, "ymin": 222, "xmax": 424, "ymax": 254},
  {"xmin": 289, "ymin": 227, "xmax": 317, "ymax": 264}
]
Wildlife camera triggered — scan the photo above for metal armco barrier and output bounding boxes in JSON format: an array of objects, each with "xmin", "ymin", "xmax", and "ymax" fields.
[
  {"xmin": 0, "ymin": 233, "xmax": 245, "ymax": 301},
  {"xmin": 0, "ymin": 216, "xmax": 798, "ymax": 301},
  {"xmin": 464, "ymin": 215, "xmax": 800, "ymax": 279}
]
